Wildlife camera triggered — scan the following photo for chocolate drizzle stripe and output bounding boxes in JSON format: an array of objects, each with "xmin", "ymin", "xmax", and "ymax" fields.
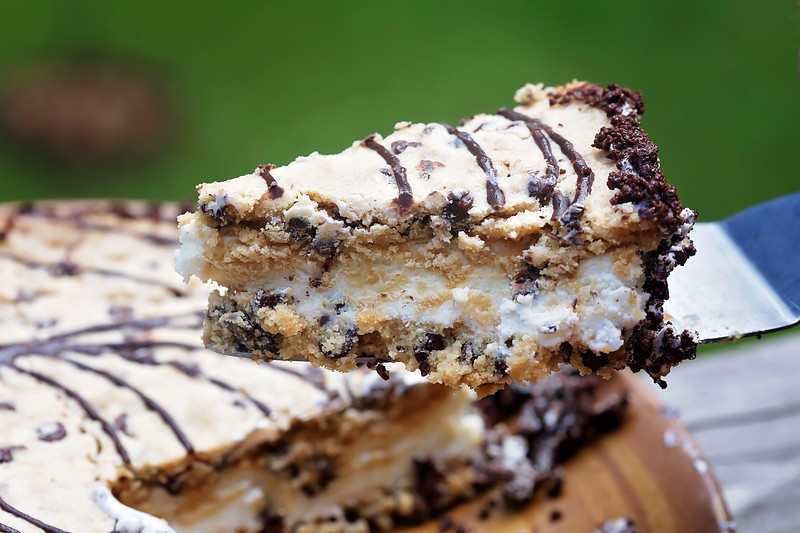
[
  {"xmin": 9, "ymin": 364, "xmax": 130, "ymax": 464},
  {"xmin": 62, "ymin": 358, "xmax": 194, "ymax": 455},
  {"xmin": 439, "ymin": 122, "xmax": 505, "ymax": 209},
  {"xmin": 0, "ymin": 522, "xmax": 23, "ymax": 533},
  {"xmin": 208, "ymin": 378, "xmax": 272, "ymax": 416},
  {"xmin": 264, "ymin": 363, "xmax": 329, "ymax": 392},
  {"xmin": 0, "ymin": 251, "xmax": 184, "ymax": 296},
  {"xmin": 363, "ymin": 135, "xmax": 413, "ymax": 208},
  {"xmin": 0, "ymin": 497, "xmax": 70, "ymax": 533},
  {"xmin": 497, "ymin": 108, "xmax": 595, "ymax": 205},
  {"xmin": 256, "ymin": 164, "xmax": 284, "ymax": 199}
]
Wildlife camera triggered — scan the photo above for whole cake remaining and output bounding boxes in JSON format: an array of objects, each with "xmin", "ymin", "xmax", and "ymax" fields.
[
  {"xmin": 0, "ymin": 202, "xmax": 632, "ymax": 533},
  {"xmin": 176, "ymin": 81, "xmax": 698, "ymax": 393}
]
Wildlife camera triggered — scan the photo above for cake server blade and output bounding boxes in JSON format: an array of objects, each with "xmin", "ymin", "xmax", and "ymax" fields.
[{"xmin": 664, "ymin": 191, "xmax": 800, "ymax": 343}]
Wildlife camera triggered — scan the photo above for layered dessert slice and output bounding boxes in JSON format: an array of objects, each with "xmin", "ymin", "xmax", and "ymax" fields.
[
  {"xmin": 0, "ymin": 201, "xmax": 628, "ymax": 533},
  {"xmin": 176, "ymin": 81, "xmax": 697, "ymax": 392}
]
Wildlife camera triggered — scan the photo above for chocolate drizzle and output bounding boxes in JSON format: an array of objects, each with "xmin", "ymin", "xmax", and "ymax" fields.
[
  {"xmin": 0, "ymin": 251, "xmax": 184, "ymax": 296},
  {"xmin": 439, "ymin": 123, "xmax": 505, "ymax": 209},
  {"xmin": 9, "ymin": 364, "xmax": 131, "ymax": 464},
  {"xmin": 62, "ymin": 358, "xmax": 194, "ymax": 454},
  {"xmin": 257, "ymin": 164, "xmax": 285, "ymax": 199},
  {"xmin": 207, "ymin": 377, "xmax": 273, "ymax": 416},
  {"xmin": 0, "ymin": 496, "xmax": 69, "ymax": 533},
  {"xmin": 497, "ymin": 108, "xmax": 595, "ymax": 208},
  {"xmin": 363, "ymin": 135, "xmax": 413, "ymax": 208}
]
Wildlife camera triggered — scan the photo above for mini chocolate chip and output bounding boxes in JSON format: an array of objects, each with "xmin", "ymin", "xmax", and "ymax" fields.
[
  {"xmin": 309, "ymin": 277, "xmax": 323, "ymax": 288},
  {"xmin": 391, "ymin": 140, "xmax": 422, "ymax": 154},
  {"xmin": 376, "ymin": 364, "xmax": 390, "ymax": 381},
  {"xmin": 36, "ymin": 422, "xmax": 66, "ymax": 442},
  {"xmin": 580, "ymin": 350, "xmax": 609, "ymax": 371},
  {"xmin": 287, "ymin": 218, "xmax": 316, "ymax": 242},
  {"xmin": 493, "ymin": 358, "xmax": 509, "ymax": 376},
  {"xmin": 113, "ymin": 413, "xmax": 129, "ymax": 435},
  {"xmin": 528, "ymin": 172, "xmax": 557, "ymax": 202},
  {"xmin": 253, "ymin": 290, "xmax": 286, "ymax": 309},
  {"xmin": 313, "ymin": 240, "xmax": 338, "ymax": 257},
  {"xmin": 459, "ymin": 342, "xmax": 479, "ymax": 365},
  {"xmin": 49, "ymin": 261, "xmax": 79, "ymax": 276},
  {"xmin": 550, "ymin": 509, "xmax": 563, "ymax": 522},
  {"xmin": 0, "ymin": 401, "xmax": 15, "ymax": 411},
  {"xmin": 318, "ymin": 315, "xmax": 330, "ymax": 326},
  {"xmin": 424, "ymin": 333, "xmax": 447, "ymax": 352},
  {"xmin": 319, "ymin": 326, "xmax": 357, "ymax": 359},
  {"xmin": 441, "ymin": 190, "xmax": 473, "ymax": 225}
]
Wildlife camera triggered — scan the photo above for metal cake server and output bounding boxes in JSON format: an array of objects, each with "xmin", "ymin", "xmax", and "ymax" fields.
[
  {"xmin": 228, "ymin": 192, "xmax": 800, "ymax": 361},
  {"xmin": 664, "ymin": 191, "xmax": 800, "ymax": 343}
]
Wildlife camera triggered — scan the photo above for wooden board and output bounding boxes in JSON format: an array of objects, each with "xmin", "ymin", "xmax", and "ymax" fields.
[{"xmin": 645, "ymin": 332, "xmax": 800, "ymax": 533}]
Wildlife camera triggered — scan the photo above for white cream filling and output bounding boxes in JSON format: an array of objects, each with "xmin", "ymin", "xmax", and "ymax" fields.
[
  {"xmin": 93, "ymin": 486, "xmax": 176, "ymax": 533},
  {"xmin": 498, "ymin": 254, "xmax": 647, "ymax": 353}
]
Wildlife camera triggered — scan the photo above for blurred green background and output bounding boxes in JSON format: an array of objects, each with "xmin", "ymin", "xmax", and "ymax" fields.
[
  {"xmin": 1, "ymin": 0, "xmax": 798, "ymax": 219},
  {"xmin": 0, "ymin": 0, "xmax": 798, "ymax": 348}
]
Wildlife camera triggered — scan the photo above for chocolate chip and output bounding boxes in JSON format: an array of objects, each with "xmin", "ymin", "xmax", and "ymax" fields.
[
  {"xmin": 414, "ymin": 349, "xmax": 431, "ymax": 377},
  {"xmin": 49, "ymin": 261, "xmax": 79, "ymax": 276},
  {"xmin": 376, "ymin": 363, "xmax": 390, "ymax": 381},
  {"xmin": 513, "ymin": 266, "xmax": 541, "ymax": 296},
  {"xmin": 580, "ymin": 350, "xmax": 609, "ymax": 372},
  {"xmin": 36, "ymin": 421, "xmax": 66, "ymax": 442},
  {"xmin": 416, "ymin": 159, "xmax": 445, "ymax": 180},
  {"xmin": 459, "ymin": 341, "xmax": 479, "ymax": 365},
  {"xmin": 423, "ymin": 333, "xmax": 446, "ymax": 352},
  {"xmin": 390, "ymin": 140, "xmax": 422, "ymax": 154},
  {"xmin": 318, "ymin": 315, "xmax": 330, "ymax": 326},
  {"xmin": 493, "ymin": 358, "xmax": 509, "ymax": 376},
  {"xmin": 252, "ymin": 290, "xmax": 286, "ymax": 309},
  {"xmin": 441, "ymin": 190, "xmax": 473, "ymax": 226},
  {"xmin": 319, "ymin": 326, "xmax": 357, "ymax": 359},
  {"xmin": 113, "ymin": 414, "xmax": 130, "ymax": 435},
  {"xmin": 309, "ymin": 277, "xmax": 323, "ymax": 288},
  {"xmin": 527, "ymin": 172, "xmax": 557, "ymax": 202},
  {"xmin": 287, "ymin": 218, "xmax": 316, "ymax": 242},
  {"xmin": 313, "ymin": 240, "xmax": 338, "ymax": 257},
  {"xmin": 0, "ymin": 401, "xmax": 15, "ymax": 411}
]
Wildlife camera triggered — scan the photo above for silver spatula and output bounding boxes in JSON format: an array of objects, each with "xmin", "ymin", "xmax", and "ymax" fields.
[{"xmin": 664, "ymin": 191, "xmax": 800, "ymax": 343}]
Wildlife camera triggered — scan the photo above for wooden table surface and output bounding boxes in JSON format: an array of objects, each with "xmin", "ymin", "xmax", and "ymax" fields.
[{"xmin": 642, "ymin": 332, "xmax": 800, "ymax": 533}]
